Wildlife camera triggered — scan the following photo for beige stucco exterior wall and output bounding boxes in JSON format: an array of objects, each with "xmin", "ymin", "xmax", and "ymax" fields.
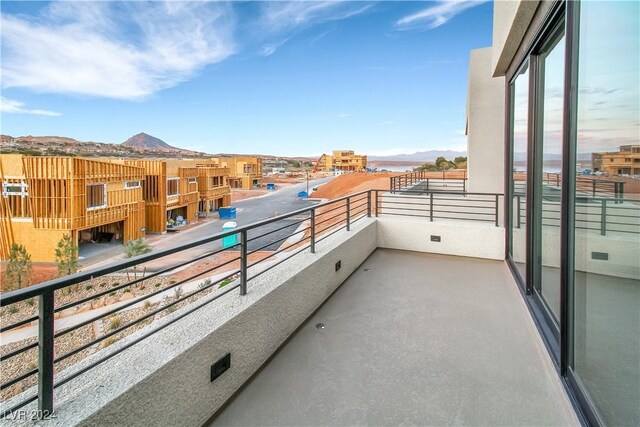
[
  {"xmin": 492, "ymin": 0, "xmax": 540, "ymax": 76},
  {"xmin": 467, "ymin": 47, "xmax": 505, "ymax": 194}
]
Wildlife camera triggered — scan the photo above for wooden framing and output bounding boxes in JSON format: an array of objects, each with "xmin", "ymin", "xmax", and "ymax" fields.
[
  {"xmin": 0, "ymin": 155, "xmax": 146, "ymax": 262},
  {"xmin": 211, "ymin": 157, "xmax": 263, "ymax": 190}
]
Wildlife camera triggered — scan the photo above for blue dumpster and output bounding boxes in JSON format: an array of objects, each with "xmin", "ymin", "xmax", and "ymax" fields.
[
  {"xmin": 298, "ymin": 191, "xmax": 308, "ymax": 198},
  {"xmin": 219, "ymin": 207, "xmax": 236, "ymax": 219},
  {"xmin": 222, "ymin": 221, "xmax": 238, "ymax": 249},
  {"xmin": 266, "ymin": 183, "xmax": 276, "ymax": 190}
]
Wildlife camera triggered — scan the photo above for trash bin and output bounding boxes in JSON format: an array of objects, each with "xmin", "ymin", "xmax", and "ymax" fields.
[
  {"xmin": 298, "ymin": 191, "xmax": 308, "ymax": 198},
  {"xmin": 222, "ymin": 221, "xmax": 238, "ymax": 249},
  {"xmin": 219, "ymin": 207, "xmax": 237, "ymax": 219},
  {"xmin": 266, "ymin": 183, "xmax": 276, "ymax": 190}
]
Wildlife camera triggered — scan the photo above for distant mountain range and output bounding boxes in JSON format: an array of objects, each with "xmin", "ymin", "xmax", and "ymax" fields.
[
  {"xmin": 121, "ymin": 132, "xmax": 178, "ymax": 151},
  {"xmin": 368, "ymin": 150, "xmax": 467, "ymax": 163}
]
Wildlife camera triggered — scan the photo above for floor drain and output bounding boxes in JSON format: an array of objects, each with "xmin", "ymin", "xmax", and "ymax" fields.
[{"xmin": 315, "ymin": 323, "xmax": 325, "ymax": 330}]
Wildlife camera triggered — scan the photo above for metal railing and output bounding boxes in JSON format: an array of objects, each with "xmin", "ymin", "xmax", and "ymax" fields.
[
  {"xmin": 541, "ymin": 172, "xmax": 625, "ymax": 201},
  {"xmin": 390, "ymin": 170, "xmax": 467, "ymax": 193},
  {"xmin": 0, "ymin": 190, "xmax": 377, "ymax": 419},
  {"xmin": 379, "ymin": 190, "xmax": 502, "ymax": 226},
  {"xmin": 512, "ymin": 195, "xmax": 640, "ymax": 236}
]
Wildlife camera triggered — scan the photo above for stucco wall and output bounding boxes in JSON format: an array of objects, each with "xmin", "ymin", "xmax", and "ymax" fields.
[
  {"xmin": 492, "ymin": 0, "xmax": 540, "ymax": 76},
  {"xmin": 8, "ymin": 219, "xmax": 377, "ymax": 427},
  {"xmin": 377, "ymin": 217, "xmax": 505, "ymax": 261},
  {"xmin": 467, "ymin": 47, "xmax": 505, "ymax": 195}
]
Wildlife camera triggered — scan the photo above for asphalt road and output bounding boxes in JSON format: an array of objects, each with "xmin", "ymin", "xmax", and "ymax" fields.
[{"xmin": 134, "ymin": 177, "xmax": 334, "ymax": 271}]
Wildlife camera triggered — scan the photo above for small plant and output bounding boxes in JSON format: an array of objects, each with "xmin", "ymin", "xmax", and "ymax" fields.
[
  {"xmin": 101, "ymin": 337, "xmax": 117, "ymax": 348},
  {"xmin": 140, "ymin": 285, "xmax": 146, "ymax": 290},
  {"xmin": 109, "ymin": 291, "xmax": 116, "ymax": 297},
  {"xmin": 85, "ymin": 285, "xmax": 93, "ymax": 291},
  {"xmin": 54, "ymin": 234, "xmax": 79, "ymax": 277},
  {"xmin": 166, "ymin": 305, "xmax": 176, "ymax": 314},
  {"xmin": 99, "ymin": 282, "xmax": 107, "ymax": 288},
  {"xmin": 155, "ymin": 283, "xmax": 161, "ymax": 288},
  {"xmin": 198, "ymin": 279, "xmax": 212, "ymax": 290},
  {"xmin": 26, "ymin": 298, "xmax": 35, "ymax": 307},
  {"xmin": 169, "ymin": 280, "xmax": 176, "ymax": 285},
  {"xmin": 8, "ymin": 305, "xmax": 19, "ymax": 314},
  {"xmin": 27, "ymin": 362, "xmax": 37, "ymax": 371},
  {"xmin": 111, "ymin": 282, "xmax": 120, "ymax": 287},
  {"xmin": 124, "ymin": 288, "xmax": 131, "ymax": 293},
  {"xmin": 108, "ymin": 316, "xmax": 122, "ymax": 330},
  {"xmin": 143, "ymin": 300, "xmax": 152, "ymax": 310},
  {"xmin": 4, "ymin": 243, "xmax": 32, "ymax": 291},
  {"xmin": 173, "ymin": 286, "xmax": 183, "ymax": 300},
  {"xmin": 218, "ymin": 278, "xmax": 233, "ymax": 289}
]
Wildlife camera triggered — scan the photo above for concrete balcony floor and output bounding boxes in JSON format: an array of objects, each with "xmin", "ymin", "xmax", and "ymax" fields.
[{"xmin": 211, "ymin": 249, "xmax": 578, "ymax": 426}]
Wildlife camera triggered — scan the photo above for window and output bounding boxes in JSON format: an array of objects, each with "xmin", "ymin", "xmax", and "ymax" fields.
[
  {"xmin": 125, "ymin": 180, "xmax": 141, "ymax": 189},
  {"xmin": 2, "ymin": 181, "xmax": 28, "ymax": 197},
  {"xmin": 508, "ymin": 62, "xmax": 529, "ymax": 286},
  {"xmin": 188, "ymin": 177, "xmax": 197, "ymax": 184},
  {"xmin": 87, "ymin": 184, "xmax": 107, "ymax": 209},
  {"xmin": 243, "ymin": 164, "xmax": 255, "ymax": 174},
  {"xmin": 571, "ymin": 3, "xmax": 640, "ymax": 425},
  {"xmin": 167, "ymin": 178, "xmax": 179, "ymax": 197},
  {"xmin": 211, "ymin": 176, "xmax": 221, "ymax": 187}
]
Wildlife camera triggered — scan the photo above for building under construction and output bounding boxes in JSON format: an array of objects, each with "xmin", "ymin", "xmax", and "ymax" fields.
[{"xmin": 314, "ymin": 150, "xmax": 367, "ymax": 172}]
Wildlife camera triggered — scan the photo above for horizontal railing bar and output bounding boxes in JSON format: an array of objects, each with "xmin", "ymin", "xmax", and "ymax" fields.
[
  {"xmin": 0, "ymin": 315, "xmax": 38, "ymax": 334},
  {"xmin": 246, "ymin": 218, "xmax": 308, "ymax": 243},
  {"xmin": 316, "ymin": 218, "xmax": 347, "ymax": 236},
  {"xmin": 52, "ymin": 282, "xmax": 241, "ymax": 392},
  {"xmin": 247, "ymin": 227, "xmax": 310, "ymax": 256},
  {"xmin": 0, "ymin": 190, "xmax": 373, "ymax": 305},
  {"xmin": 0, "ymin": 341, "xmax": 38, "ymax": 363},
  {"xmin": 248, "ymin": 244, "xmax": 312, "ymax": 282},
  {"xmin": 55, "ymin": 270, "xmax": 240, "ymax": 364},
  {"xmin": 0, "ymin": 367, "xmax": 37, "ymax": 392},
  {"xmin": 55, "ymin": 245, "xmax": 237, "ymax": 313},
  {"xmin": 314, "ymin": 211, "xmax": 347, "ymax": 228},
  {"xmin": 316, "ymin": 223, "xmax": 349, "ymax": 244},
  {"xmin": 54, "ymin": 256, "xmax": 242, "ymax": 339},
  {"xmin": 1, "ymin": 394, "xmax": 38, "ymax": 419},
  {"xmin": 247, "ymin": 236, "xmax": 311, "ymax": 270}
]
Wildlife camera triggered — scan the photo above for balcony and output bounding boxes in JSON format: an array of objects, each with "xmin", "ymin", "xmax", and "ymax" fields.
[
  {"xmin": 0, "ymin": 189, "xmax": 578, "ymax": 425},
  {"xmin": 212, "ymin": 248, "xmax": 577, "ymax": 426}
]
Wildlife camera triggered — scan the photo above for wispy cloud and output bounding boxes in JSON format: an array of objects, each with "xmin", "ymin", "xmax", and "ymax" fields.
[
  {"xmin": 379, "ymin": 121, "xmax": 395, "ymax": 125},
  {"xmin": 0, "ymin": 97, "xmax": 61, "ymax": 116},
  {"xmin": 260, "ymin": 38, "xmax": 290, "ymax": 57},
  {"xmin": 339, "ymin": 113, "xmax": 352, "ymax": 118},
  {"xmin": 0, "ymin": 1, "xmax": 235, "ymax": 100},
  {"xmin": 255, "ymin": 1, "xmax": 373, "ymax": 55},
  {"xmin": 396, "ymin": 0, "xmax": 488, "ymax": 31}
]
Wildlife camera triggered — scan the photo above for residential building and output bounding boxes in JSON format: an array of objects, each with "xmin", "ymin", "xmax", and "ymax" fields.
[
  {"xmin": 0, "ymin": 1, "xmax": 637, "ymax": 426},
  {"xmin": 118, "ymin": 159, "xmax": 200, "ymax": 233},
  {"xmin": 211, "ymin": 156, "xmax": 263, "ymax": 189},
  {"xmin": 314, "ymin": 150, "xmax": 367, "ymax": 172},
  {"xmin": 592, "ymin": 145, "xmax": 640, "ymax": 175},
  {"xmin": 190, "ymin": 159, "xmax": 232, "ymax": 215},
  {"xmin": 0, "ymin": 155, "xmax": 146, "ymax": 262}
]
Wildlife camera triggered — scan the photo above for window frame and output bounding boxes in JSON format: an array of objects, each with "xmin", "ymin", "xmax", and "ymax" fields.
[{"xmin": 86, "ymin": 183, "xmax": 107, "ymax": 210}]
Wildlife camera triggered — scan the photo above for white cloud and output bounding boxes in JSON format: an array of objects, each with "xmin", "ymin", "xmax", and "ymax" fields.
[
  {"xmin": 379, "ymin": 121, "xmax": 395, "ymax": 125},
  {"xmin": 0, "ymin": 97, "xmax": 61, "ymax": 116},
  {"xmin": 339, "ymin": 113, "xmax": 352, "ymax": 118},
  {"xmin": 255, "ymin": 1, "xmax": 373, "ymax": 55},
  {"xmin": 0, "ymin": 2, "xmax": 235, "ymax": 100},
  {"xmin": 396, "ymin": 0, "xmax": 488, "ymax": 31}
]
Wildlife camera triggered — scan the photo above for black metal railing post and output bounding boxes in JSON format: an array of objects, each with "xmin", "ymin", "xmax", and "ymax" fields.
[
  {"xmin": 38, "ymin": 290, "xmax": 55, "ymax": 418},
  {"xmin": 390, "ymin": 177, "xmax": 394, "ymax": 193},
  {"xmin": 600, "ymin": 199, "xmax": 607, "ymax": 236},
  {"xmin": 375, "ymin": 190, "xmax": 379, "ymax": 217},
  {"xmin": 367, "ymin": 191, "xmax": 372, "ymax": 217},
  {"xmin": 592, "ymin": 180, "xmax": 596, "ymax": 197},
  {"xmin": 495, "ymin": 194, "xmax": 500, "ymax": 227},
  {"xmin": 310, "ymin": 210, "xmax": 316, "ymax": 254},
  {"xmin": 240, "ymin": 230, "xmax": 247, "ymax": 295},
  {"xmin": 429, "ymin": 192, "xmax": 434, "ymax": 222},
  {"xmin": 346, "ymin": 198, "xmax": 351, "ymax": 231},
  {"xmin": 516, "ymin": 195, "xmax": 522, "ymax": 228}
]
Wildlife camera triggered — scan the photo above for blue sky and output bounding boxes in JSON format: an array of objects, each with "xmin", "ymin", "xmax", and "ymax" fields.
[{"xmin": 0, "ymin": 1, "xmax": 493, "ymax": 157}]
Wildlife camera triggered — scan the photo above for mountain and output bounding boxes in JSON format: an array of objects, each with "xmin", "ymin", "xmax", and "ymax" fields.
[
  {"xmin": 368, "ymin": 150, "xmax": 467, "ymax": 163},
  {"xmin": 121, "ymin": 132, "xmax": 178, "ymax": 151}
]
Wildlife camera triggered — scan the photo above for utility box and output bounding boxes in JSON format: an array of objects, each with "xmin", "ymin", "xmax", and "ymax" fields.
[
  {"xmin": 219, "ymin": 207, "xmax": 237, "ymax": 219},
  {"xmin": 222, "ymin": 221, "xmax": 238, "ymax": 249}
]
